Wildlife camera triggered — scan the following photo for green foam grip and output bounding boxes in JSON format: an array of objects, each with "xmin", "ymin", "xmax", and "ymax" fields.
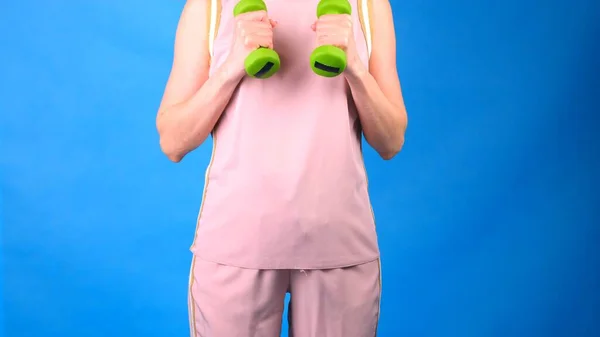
[
  {"xmin": 233, "ymin": 0, "xmax": 280, "ymax": 79},
  {"xmin": 316, "ymin": 0, "xmax": 352, "ymax": 17},
  {"xmin": 310, "ymin": 45, "xmax": 347, "ymax": 77},
  {"xmin": 245, "ymin": 48, "xmax": 280, "ymax": 79},
  {"xmin": 311, "ymin": 0, "xmax": 352, "ymax": 77},
  {"xmin": 233, "ymin": 0, "xmax": 266, "ymax": 16}
]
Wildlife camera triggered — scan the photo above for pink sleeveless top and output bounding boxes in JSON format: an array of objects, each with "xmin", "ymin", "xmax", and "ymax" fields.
[{"xmin": 190, "ymin": 0, "xmax": 379, "ymax": 269}]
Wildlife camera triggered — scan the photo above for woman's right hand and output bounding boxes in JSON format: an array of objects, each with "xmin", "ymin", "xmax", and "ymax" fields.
[{"xmin": 225, "ymin": 10, "xmax": 277, "ymax": 77}]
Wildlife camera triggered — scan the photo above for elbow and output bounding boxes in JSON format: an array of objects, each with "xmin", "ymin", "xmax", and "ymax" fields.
[
  {"xmin": 159, "ymin": 136, "xmax": 184, "ymax": 163},
  {"xmin": 380, "ymin": 114, "xmax": 407, "ymax": 160},
  {"xmin": 379, "ymin": 148, "xmax": 400, "ymax": 160},
  {"xmin": 380, "ymin": 151, "xmax": 398, "ymax": 160},
  {"xmin": 157, "ymin": 118, "xmax": 185, "ymax": 163},
  {"xmin": 166, "ymin": 152, "xmax": 184, "ymax": 163},
  {"xmin": 379, "ymin": 136, "xmax": 405, "ymax": 161}
]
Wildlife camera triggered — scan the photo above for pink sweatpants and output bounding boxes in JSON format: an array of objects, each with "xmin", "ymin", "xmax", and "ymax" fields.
[{"xmin": 188, "ymin": 258, "xmax": 381, "ymax": 337}]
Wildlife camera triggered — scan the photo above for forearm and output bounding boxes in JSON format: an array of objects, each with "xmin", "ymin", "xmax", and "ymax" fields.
[
  {"xmin": 157, "ymin": 62, "xmax": 243, "ymax": 162},
  {"xmin": 345, "ymin": 62, "xmax": 407, "ymax": 160}
]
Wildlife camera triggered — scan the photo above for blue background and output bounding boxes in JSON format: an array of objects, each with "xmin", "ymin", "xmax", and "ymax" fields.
[{"xmin": 1, "ymin": 0, "xmax": 599, "ymax": 336}]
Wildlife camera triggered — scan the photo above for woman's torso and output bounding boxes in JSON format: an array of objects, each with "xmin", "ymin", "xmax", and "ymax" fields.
[{"xmin": 190, "ymin": 0, "xmax": 379, "ymax": 269}]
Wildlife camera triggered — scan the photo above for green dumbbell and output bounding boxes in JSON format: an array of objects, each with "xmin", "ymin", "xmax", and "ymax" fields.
[
  {"xmin": 233, "ymin": 0, "xmax": 281, "ymax": 79},
  {"xmin": 310, "ymin": 0, "xmax": 352, "ymax": 77}
]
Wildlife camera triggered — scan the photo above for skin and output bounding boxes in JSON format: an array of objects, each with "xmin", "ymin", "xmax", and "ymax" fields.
[
  {"xmin": 157, "ymin": 0, "xmax": 407, "ymax": 162},
  {"xmin": 312, "ymin": 0, "xmax": 407, "ymax": 159}
]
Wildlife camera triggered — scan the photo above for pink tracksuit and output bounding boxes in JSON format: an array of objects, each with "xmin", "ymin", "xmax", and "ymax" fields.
[{"xmin": 188, "ymin": 0, "xmax": 381, "ymax": 335}]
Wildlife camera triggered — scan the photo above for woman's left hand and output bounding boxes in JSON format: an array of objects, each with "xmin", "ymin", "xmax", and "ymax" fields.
[{"xmin": 311, "ymin": 14, "xmax": 364, "ymax": 75}]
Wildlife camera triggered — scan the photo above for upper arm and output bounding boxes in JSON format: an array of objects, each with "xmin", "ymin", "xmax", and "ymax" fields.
[
  {"xmin": 158, "ymin": 0, "xmax": 211, "ymax": 115},
  {"xmin": 368, "ymin": 0, "xmax": 405, "ymax": 111}
]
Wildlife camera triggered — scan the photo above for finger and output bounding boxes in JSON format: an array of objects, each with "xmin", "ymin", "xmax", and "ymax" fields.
[
  {"xmin": 259, "ymin": 20, "xmax": 276, "ymax": 30},
  {"xmin": 253, "ymin": 36, "xmax": 274, "ymax": 49},
  {"xmin": 240, "ymin": 21, "xmax": 274, "ymax": 35},
  {"xmin": 247, "ymin": 19, "xmax": 275, "ymax": 29},
  {"xmin": 315, "ymin": 24, "xmax": 336, "ymax": 36},
  {"xmin": 316, "ymin": 30, "xmax": 343, "ymax": 41},
  {"xmin": 245, "ymin": 37, "xmax": 270, "ymax": 50},
  {"xmin": 243, "ymin": 22, "xmax": 274, "ymax": 34},
  {"xmin": 245, "ymin": 30, "xmax": 274, "ymax": 46},
  {"xmin": 317, "ymin": 35, "xmax": 348, "ymax": 51},
  {"xmin": 248, "ymin": 27, "xmax": 274, "ymax": 37},
  {"xmin": 315, "ymin": 18, "xmax": 352, "ymax": 32},
  {"xmin": 315, "ymin": 21, "xmax": 346, "ymax": 31},
  {"xmin": 316, "ymin": 27, "xmax": 349, "ymax": 42},
  {"xmin": 236, "ymin": 10, "xmax": 268, "ymax": 22},
  {"xmin": 317, "ymin": 14, "xmax": 352, "ymax": 23}
]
